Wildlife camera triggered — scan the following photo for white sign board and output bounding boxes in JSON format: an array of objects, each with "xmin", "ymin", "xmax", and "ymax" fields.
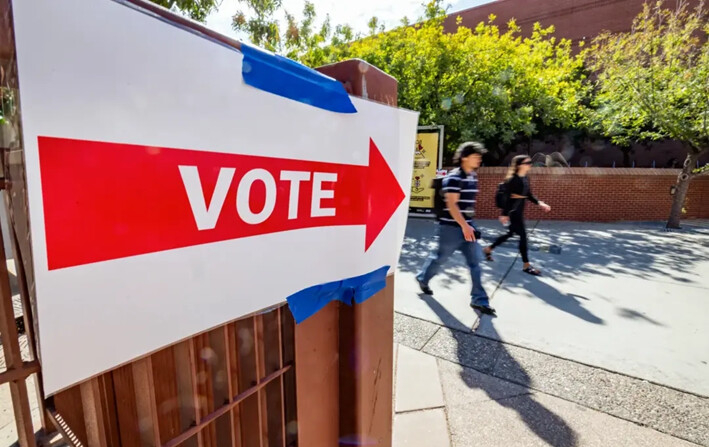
[{"xmin": 12, "ymin": 0, "xmax": 418, "ymax": 394}]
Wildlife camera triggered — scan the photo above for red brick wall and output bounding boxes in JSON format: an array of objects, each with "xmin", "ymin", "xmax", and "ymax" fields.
[{"xmin": 473, "ymin": 168, "xmax": 709, "ymax": 221}]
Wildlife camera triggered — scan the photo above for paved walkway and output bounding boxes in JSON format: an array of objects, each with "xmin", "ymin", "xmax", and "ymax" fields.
[{"xmin": 394, "ymin": 218, "xmax": 709, "ymax": 447}]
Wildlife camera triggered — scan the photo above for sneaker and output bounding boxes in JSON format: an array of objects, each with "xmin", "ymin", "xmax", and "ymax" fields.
[
  {"xmin": 471, "ymin": 303, "xmax": 497, "ymax": 316},
  {"xmin": 417, "ymin": 279, "xmax": 433, "ymax": 295}
]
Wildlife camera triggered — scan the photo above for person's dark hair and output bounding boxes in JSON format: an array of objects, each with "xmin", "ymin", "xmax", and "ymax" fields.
[
  {"xmin": 453, "ymin": 141, "xmax": 487, "ymax": 167},
  {"xmin": 506, "ymin": 155, "xmax": 532, "ymax": 180}
]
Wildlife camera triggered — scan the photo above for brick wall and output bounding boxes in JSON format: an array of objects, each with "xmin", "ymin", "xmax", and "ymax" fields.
[{"xmin": 472, "ymin": 168, "xmax": 709, "ymax": 221}]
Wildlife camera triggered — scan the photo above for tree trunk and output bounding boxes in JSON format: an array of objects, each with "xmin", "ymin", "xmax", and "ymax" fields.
[{"xmin": 667, "ymin": 151, "xmax": 700, "ymax": 228}]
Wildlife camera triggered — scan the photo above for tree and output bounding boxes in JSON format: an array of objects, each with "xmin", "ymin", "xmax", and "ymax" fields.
[
  {"xmin": 232, "ymin": 0, "xmax": 355, "ymax": 64},
  {"xmin": 283, "ymin": 3, "xmax": 357, "ymax": 66},
  {"xmin": 150, "ymin": 0, "xmax": 219, "ymax": 22},
  {"xmin": 337, "ymin": 1, "xmax": 588, "ymax": 159},
  {"xmin": 587, "ymin": 1, "xmax": 708, "ymax": 228},
  {"xmin": 232, "ymin": 0, "xmax": 284, "ymax": 52},
  {"xmin": 225, "ymin": 0, "xmax": 587, "ymax": 160}
]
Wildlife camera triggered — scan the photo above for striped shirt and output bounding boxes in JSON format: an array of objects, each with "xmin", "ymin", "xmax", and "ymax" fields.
[{"xmin": 439, "ymin": 169, "xmax": 479, "ymax": 225}]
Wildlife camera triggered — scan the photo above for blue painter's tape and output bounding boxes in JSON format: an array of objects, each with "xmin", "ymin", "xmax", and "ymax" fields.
[
  {"xmin": 286, "ymin": 266, "xmax": 390, "ymax": 324},
  {"xmin": 240, "ymin": 44, "xmax": 357, "ymax": 114}
]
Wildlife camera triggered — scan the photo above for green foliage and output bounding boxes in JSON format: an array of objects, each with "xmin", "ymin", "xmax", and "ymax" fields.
[
  {"xmin": 232, "ymin": 0, "xmax": 284, "ymax": 52},
  {"xmin": 232, "ymin": 0, "xmax": 355, "ymax": 66},
  {"xmin": 225, "ymin": 0, "xmax": 587, "ymax": 157},
  {"xmin": 586, "ymin": 1, "xmax": 709, "ymax": 154},
  {"xmin": 335, "ymin": 1, "xmax": 588, "ymax": 157},
  {"xmin": 150, "ymin": 0, "xmax": 219, "ymax": 22},
  {"xmin": 0, "ymin": 88, "xmax": 14, "ymax": 126},
  {"xmin": 367, "ymin": 17, "xmax": 385, "ymax": 36},
  {"xmin": 586, "ymin": 1, "xmax": 708, "ymax": 227}
]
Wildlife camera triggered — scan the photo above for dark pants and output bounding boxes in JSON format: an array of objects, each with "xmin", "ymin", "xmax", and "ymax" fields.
[{"xmin": 490, "ymin": 215, "xmax": 529, "ymax": 263}]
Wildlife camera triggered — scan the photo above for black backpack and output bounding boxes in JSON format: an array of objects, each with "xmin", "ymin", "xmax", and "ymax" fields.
[
  {"xmin": 495, "ymin": 180, "xmax": 510, "ymax": 210},
  {"xmin": 432, "ymin": 169, "xmax": 462, "ymax": 220}
]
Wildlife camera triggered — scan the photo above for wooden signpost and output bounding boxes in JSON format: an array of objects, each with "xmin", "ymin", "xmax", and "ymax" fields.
[{"xmin": 0, "ymin": 0, "xmax": 413, "ymax": 445}]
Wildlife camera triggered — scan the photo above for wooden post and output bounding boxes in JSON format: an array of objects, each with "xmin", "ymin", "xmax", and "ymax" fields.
[
  {"xmin": 80, "ymin": 378, "xmax": 109, "ymax": 447},
  {"xmin": 293, "ymin": 303, "xmax": 340, "ymax": 447},
  {"xmin": 317, "ymin": 60, "xmax": 398, "ymax": 447},
  {"xmin": 338, "ymin": 276, "xmax": 395, "ymax": 445},
  {"xmin": 0, "ymin": 209, "xmax": 36, "ymax": 447}
]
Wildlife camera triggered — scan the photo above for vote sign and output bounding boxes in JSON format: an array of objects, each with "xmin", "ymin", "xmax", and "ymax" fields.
[
  {"xmin": 12, "ymin": 0, "xmax": 418, "ymax": 394},
  {"xmin": 40, "ymin": 137, "xmax": 404, "ymax": 270}
]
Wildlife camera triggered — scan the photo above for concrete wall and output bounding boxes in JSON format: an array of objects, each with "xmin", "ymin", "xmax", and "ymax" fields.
[{"xmin": 473, "ymin": 167, "xmax": 709, "ymax": 221}]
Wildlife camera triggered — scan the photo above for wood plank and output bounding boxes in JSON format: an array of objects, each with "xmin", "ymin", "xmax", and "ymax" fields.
[
  {"xmin": 112, "ymin": 365, "xmax": 141, "ymax": 447},
  {"xmin": 294, "ymin": 301, "xmax": 340, "ymax": 447},
  {"xmin": 55, "ymin": 386, "xmax": 88, "ymax": 446},
  {"xmin": 97, "ymin": 374, "xmax": 121, "ymax": 447},
  {"xmin": 162, "ymin": 365, "xmax": 289, "ymax": 447},
  {"xmin": 80, "ymin": 378, "xmax": 109, "ymax": 447},
  {"xmin": 7, "ymin": 381, "xmax": 36, "ymax": 447},
  {"xmin": 173, "ymin": 341, "xmax": 198, "ymax": 447},
  {"xmin": 254, "ymin": 316, "xmax": 268, "ymax": 447},
  {"xmin": 0, "ymin": 360, "xmax": 39, "ymax": 384},
  {"xmin": 280, "ymin": 308, "xmax": 297, "ymax": 447},
  {"xmin": 151, "ymin": 347, "xmax": 181, "ymax": 444},
  {"xmin": 224, "ymin": 323, "xmax": 242, "ymax": 446},
  {"xmin": 190, "ymin": 334, "xmax": 216, "ymax": 447},
  {"xmin": 260, "ymin": 309, "xmax": 285, "ymax": 445},
  {"xmin": 0, "ymin": 215, "xmax": 35, "ymax": 447},
  {"xmin": 261, "ymin": 310, "xmax": 281, "ymax": 374},
  {"xmin": 265, "ymin": 378, "xmax": 284, "ymax": 447},
  {"xmin": 235, "ymin": 318, "xmax": 259, "ymax": 447},
  {"xmin": 207, "ymin": 328, "xmax": 231, "ymax": 446},
  {"xmin": 132, "ymin": 357, "xmax": 160, "ymax": 446},
  {"xmin": 340, "ymin": 276, "xmax": 395, "ymax": 447},
  {"xmin": 277, "ymin": 308, "xmax": 286, "ymax": 447},
  {"xmin": 7, "ymin": 219, "xmax": 53, "ymax": 432}
]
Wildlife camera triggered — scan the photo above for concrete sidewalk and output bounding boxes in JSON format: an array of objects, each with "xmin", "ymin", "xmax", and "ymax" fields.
[
  {"xmin": 393, "ymin": 314, "xmax": 707, "ymax": 446},
  {"xmin": 394, "ymin": 218, "xmax": 709, "ymax": 446}
]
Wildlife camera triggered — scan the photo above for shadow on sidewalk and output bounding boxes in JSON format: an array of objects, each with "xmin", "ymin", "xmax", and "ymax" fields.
[
  {"xmin": 400, "ymin": 218, "xmax": 603, "ymax": 325},
  {"xmin": 401, "ymin": 218, "xmax": 709, "ymax": 286},
  {"xmin": 500, "ymin": 221, "xmax": 707, "ymax": 287},
  {"xmin": 421, "ymin": 294, "xmax": 578, "ymax": 447},
  {"xmin": 496, "ymin": 273, "xmax": 605, "ymax": 325},
  {"xmin": 401, "ymin": 218, "xmax": 706, "ymax": 327}
]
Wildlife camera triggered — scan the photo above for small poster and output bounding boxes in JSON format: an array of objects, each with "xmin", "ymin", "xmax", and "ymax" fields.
[{"xmin": 410, "ymin": 126, "xmax": 443, "ymax": 213}]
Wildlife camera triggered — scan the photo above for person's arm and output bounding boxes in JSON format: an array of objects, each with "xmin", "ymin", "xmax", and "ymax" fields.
[
  {"xmin": 526, "ymin": 185, "xmax": 540, "ymax": 205},
  {"xmin": 527, "ymin": 182, "xmax": 551, "ymax": 212}
]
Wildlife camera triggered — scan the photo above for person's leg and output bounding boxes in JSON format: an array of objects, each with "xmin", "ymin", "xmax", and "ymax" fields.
[
  {"xmin": 460, "ymin": 240, "xmax": 490, "ymax": 307},
  {"xmin": 484, "ymin": 226, "xmax": 514, "ymax": 261},
  {"xmin": 417, "ymin": 225, "xmax": 460, "ymax": 288},
  {"xmin": 514, "ymin": 219, "xmax": 541, "ymax": 275},
  {"xmin": 515, "ymin": 219, "xmax": 530, "ymax": 264},
  {"xmin": 488, "ymin": 227, "xmax": 514, "ymax": 250}
]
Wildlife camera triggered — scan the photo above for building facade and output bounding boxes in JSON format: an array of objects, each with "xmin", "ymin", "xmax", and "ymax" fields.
[{"xmin": 444, "ymin": 0, "xmax": 699, "ymax": 45}]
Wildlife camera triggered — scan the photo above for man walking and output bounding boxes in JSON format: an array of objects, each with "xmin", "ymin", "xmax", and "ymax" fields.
[{"xmin": 416, "ymin": 142, "xmax": 495, "ymax": 315}]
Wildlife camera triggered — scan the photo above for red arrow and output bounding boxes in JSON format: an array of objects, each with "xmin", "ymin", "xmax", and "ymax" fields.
[{"xmin": 38, "ymin": 136, "xmax": 405, "ymax": 270}]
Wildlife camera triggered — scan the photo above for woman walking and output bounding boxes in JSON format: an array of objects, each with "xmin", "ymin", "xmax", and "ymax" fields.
[{"xmin": 484, "ymin": 155, "xmax": 551, "ymax": 275}]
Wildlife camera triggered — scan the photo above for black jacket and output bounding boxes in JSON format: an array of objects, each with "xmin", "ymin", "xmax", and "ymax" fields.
[{"xmin": 502, "ymin": 174, "xmax": 539, "ymax": 216}]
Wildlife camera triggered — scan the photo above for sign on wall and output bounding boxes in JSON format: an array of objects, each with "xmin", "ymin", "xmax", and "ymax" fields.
[
  {"xmin": 12, "ymin": 0, "xmax": 418, "ymax": 395},
  {"xmin": 409, "ymin": 126, "xmax": 444, "ymax": 214}
]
